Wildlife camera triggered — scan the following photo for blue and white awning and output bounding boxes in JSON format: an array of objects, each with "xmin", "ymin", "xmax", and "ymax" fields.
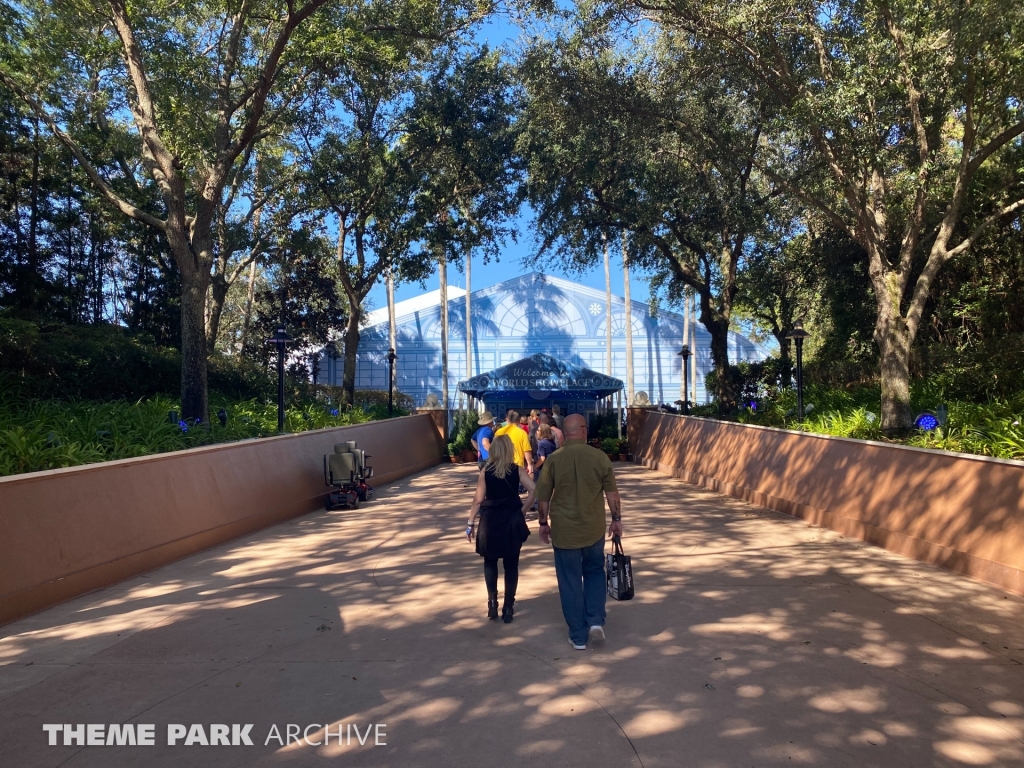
[{"xmin": 458, "ymin": 353, "xmax": 624, "ymax": 400}]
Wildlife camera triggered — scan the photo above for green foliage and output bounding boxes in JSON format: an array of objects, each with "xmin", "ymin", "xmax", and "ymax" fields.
[
  {"xmin": 726, "ymin": 383, "xmax": 1024, "ymax": 461},
  {"xmin": 588, "ymin": 412, "xmax": 620, "ymax": 439},
  {"xmin": 0, "ymin": 317, "xmax": 274, "ymax": 401},
  {"xmin": 600, "ymin": 437, "xmax": 619, "ymax": 454},
  {"xmin": 0, "ymin": 383, "xmax": 404, "ymax": 477},
  {"xmin": 449, "ymin": 409, "xmax": 480, "ymax": 453}
]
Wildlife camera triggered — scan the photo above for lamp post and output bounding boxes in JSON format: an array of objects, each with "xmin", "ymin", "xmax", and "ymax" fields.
[
  {"xmin": 387, "ymin": 347, "xmax": 398, "ymax": 416},
  {"xmin": 267, "ymin": 327, "xmax": 294, "ymax": 432},
  {"xmin": 677, "ymin": 344, "xmax": 691, "ymax": 415},
  {"xmin": 785, "ymin": 321, "xmax": 811, "ymax": 422}
]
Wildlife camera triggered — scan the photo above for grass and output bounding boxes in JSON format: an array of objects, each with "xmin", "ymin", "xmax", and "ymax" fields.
[
  {"xmin": 0, "ymin": 380, "xmax": 408, "ymax": 477},
  {"xmin": 727, "ymin": 384, "xmax": 1024, "ymax": 461}
]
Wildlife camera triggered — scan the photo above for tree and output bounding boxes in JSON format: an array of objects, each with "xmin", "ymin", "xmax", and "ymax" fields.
[
  {"xmin": 1, "ymin": 0, "xmax": 335, "ymax": 421},
  {"xmin": 519, "ymin": 28, "xmax": 774, "ymax": 407},
  {"xmin": 404, "ymin": 48, "xmax": 523, "ymax": 407},
  {"xmin": 251, "ymin": 224, "xmax": 349, "ymax": 364},
  {"xmin": 616, "ymin": 0, "xmax": 1024, "ymax": 428},
  {"xmin": 305, "ymin": 44, "xmax": 521, "ymax": 408},
  {"xmin": 734, "ymin": 218, "xmax": 818, "ymax": 387}
]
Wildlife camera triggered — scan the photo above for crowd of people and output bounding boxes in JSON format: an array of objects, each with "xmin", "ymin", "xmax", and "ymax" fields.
[{"xmin": 465, "ymin": 406, "xmax": 623, "ymax": 650}]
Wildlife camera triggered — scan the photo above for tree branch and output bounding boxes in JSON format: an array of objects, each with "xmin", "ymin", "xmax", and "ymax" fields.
[
  {"xmin": 906, "ymin": 196, "xmax": 1024, "ymax": 337},
  {"xmin": 0, "ymin": 70, "xmax": 166, "ymax": 232}
]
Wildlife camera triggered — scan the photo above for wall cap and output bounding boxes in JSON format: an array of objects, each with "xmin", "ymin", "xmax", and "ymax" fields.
[
  {"xmin": 0, "ymin": 414, "xmax": 426, "ymax": 487},
  {"xmin": 641, "ymin": 410, "xmax": 1024, "ymax": 470}
]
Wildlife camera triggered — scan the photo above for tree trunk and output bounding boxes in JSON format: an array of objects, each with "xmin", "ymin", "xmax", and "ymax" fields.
[
  {"xmin": 876, "ymin": 314, "xmax": 913, "ymax": 430},
  {"xmin": 603, "ymin": 233, "xmax": 613, "ymax": 379},
  {"xmin": 387, "ymin": 269, "xmax": 397, "ymax": 399},
  {"xmin": 178, "ymin": 267, "xmax": 210, "ymax": 423},
  {"xmin": 689, "ymin": 291, "xmax": 697, "ymax": 404},
  {"xmin": 26, "ymin": 117, "xmax": 40, "ymax": 313},
  {"xmin": 206, "ymin": 273, "xmax": 229, "ymax": 352},
  {"xmin": 341, "ymin": 304, "xmax": 361, "ymax": 408},
  {"xmin": 681, "ymin": 286, "xmax": 690, "ymax": 405},
  {"xmin": 702, "ymin": 307, "xmax": 733, "ymax": 411},
  {"xmin": 240, "ymin": 258, "xmax": 258, "ymax": 354},
  {"xmin": 465, "ymin": 251, "xmax": 473, "ymax": 410},
  {"xmin": 439, "ymin": 251, "xmax": 449, "ymax": 410},
  {"xmin": 622, "ymin": 233, "xmax": 634, "ymax": 406},
  {"xmin": 773, "ymin": 334, "xmax": 793, "ymax": 389}
]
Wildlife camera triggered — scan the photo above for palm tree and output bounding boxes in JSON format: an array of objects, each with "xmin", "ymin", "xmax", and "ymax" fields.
[
  {"xmin": 439, "ymin": 248, "xmax": 449, "ymax": 411},
  {"xmin": 603, "ymin": 232, "xmax": 613, "ymax": 413},
  {"xmin": 622, "ymin": 232, "xmax": 634, "ymax": 406},
  {"xmin": 465, "ymin": 250, "xmax": 473, "ymax": 410}
]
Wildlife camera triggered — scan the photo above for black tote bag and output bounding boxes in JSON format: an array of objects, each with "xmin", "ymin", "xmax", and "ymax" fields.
[{"xmin": 606, "ymin": 535, "xmax": 634, "ymax": 601}]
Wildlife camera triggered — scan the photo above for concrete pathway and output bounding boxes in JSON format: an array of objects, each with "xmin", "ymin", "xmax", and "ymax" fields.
[{"xmin": 1, "ymin": 463, "xmax": 1023, "ymax": 768}]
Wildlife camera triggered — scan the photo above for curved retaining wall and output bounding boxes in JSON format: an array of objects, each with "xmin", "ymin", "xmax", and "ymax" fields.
[
  {"xmin": 0, "ymin": 414, "xmax": 445, "ymax": 626},
  {"xmin": 629, "ymin": 409, "xmax": 1024, "ymax": 595}
]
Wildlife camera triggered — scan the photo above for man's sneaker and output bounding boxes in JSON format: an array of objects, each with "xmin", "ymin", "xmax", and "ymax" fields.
[
  {"xmin": 588, "ymin": 625, "xmax": 606, "ymax": 643},
  {"xmin": 568, "ymin": 637, "xmax": 587, "ymax": 650}
]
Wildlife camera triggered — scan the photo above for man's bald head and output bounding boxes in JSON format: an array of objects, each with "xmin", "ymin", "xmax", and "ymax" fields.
[{"xmin": 563, "ymin": 414, "xmax": 587, "ymax": 438}]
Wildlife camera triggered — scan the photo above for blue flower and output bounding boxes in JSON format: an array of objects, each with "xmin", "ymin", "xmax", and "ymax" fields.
[{"xmin": 178, "ymin": 420, "xmax": 189, "ymax": 432}]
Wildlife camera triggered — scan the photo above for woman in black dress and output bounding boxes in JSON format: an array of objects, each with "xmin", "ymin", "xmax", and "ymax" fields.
[{"xmin": 465, "ymin": 434, "xmax": 535, "ymax": 623}]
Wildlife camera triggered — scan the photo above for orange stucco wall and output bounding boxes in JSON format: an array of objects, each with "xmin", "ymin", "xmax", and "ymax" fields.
[
  {"xmin": 629, "ymin": 409, "xmax": 1024, "ymax": 595},
  {"xmin": 0, "ymin": 414, "xmax": 446, "ymax": 626}
]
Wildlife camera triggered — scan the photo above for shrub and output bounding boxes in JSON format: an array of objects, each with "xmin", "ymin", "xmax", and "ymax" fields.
[
  {"xmin": 0, "ymin": 317, "xmax": 278, "ymax": 401},
  {"xmin": 0, "ymin": 387, "xmax": 403, "ymax": 477}
]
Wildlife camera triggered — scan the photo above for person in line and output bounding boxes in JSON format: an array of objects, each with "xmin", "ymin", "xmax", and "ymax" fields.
[
  {"xmin": 534, "ymin": 424, "xmax": 557, "ymax": 481},
  {"xmin": 539, "ymin": 413, "xmax": 564, "ymax": 448},
  {"xmin": 471, "ymin": 412, "xmax": 495, "ymax": 470},
  {"xmin": 495, "ymin": 410, "xmax": 534, "ymax": 475},
  {"xmin": 535, "ymin": 414, "xmax": 623, "ymax": 650},
  {"xmin": 550, "ymin": 404, "xmax": 565, "ymax": 430},
  {"xmin": 466, "ymin": 435, "xmax": 535, "ymax": 623},
  {"xmin": 518, "ymin": 414, "xmax": 530, "ymax": 434}
]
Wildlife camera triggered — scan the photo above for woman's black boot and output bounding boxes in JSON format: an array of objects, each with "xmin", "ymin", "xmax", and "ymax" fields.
[
  {"xmin": 501, "ymin": 599, "xmax": 515, "ymax": 624},
  {"xmin": 487, "ymin": 594, "xmax": 499, "ymax": 620}
]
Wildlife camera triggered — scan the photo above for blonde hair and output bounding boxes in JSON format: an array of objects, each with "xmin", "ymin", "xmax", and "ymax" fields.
[
  {"xmin": 538, "ymin": 424, "xmax": 552, "ymax": 440},
  {"xmin": 484, "ymin": 434, "xmax": 516, "ymax": 479},
  {"xmin": 530, "ymin": 409, "xmax": 539, "ymax": 419}
]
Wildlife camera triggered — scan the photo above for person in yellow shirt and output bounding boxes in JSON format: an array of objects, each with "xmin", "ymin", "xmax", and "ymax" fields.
[{"xmin": 494, "ymin": 410, "xmax": 534, "ymax": 475}]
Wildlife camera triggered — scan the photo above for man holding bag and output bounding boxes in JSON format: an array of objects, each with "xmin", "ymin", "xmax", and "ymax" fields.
[{"xmin": 535, "ymin": 414, "xmax": 623, "ymax": 650}]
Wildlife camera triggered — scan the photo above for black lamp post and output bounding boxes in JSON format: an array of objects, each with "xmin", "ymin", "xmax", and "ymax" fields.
[
  {"xmin": 786, "ymin": 321, "xmax": 811, "ymax": 422},
  {"xmin": 267, "ymin": 326, "xmax": 294, "ymax": 432},
  {"xmin": 677, "ymin": 344, "xmax": 691, "ymax": 415},
  {"xmin": 387, "ymin": 347, "xmax": 398, "ymax": 416}
]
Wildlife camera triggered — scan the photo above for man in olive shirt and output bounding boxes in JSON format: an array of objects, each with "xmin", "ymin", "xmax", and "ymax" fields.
[{"xmin": 536, "ymin": 414, "xmax": 623, "ymax": 650}]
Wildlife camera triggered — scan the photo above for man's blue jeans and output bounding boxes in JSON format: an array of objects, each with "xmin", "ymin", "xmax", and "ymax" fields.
[{"xmin": 553, "ymin": 537, "xmax": 606, "ymax": 646}]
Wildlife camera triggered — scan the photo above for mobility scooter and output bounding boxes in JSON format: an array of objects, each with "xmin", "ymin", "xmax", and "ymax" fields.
[{"xmin": 323, "ymin": 440, "xmax": 374, "ymax": 510}]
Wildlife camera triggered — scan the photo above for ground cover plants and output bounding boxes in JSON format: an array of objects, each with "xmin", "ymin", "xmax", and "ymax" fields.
[
  {"xmin": 0, "ymin": 378, "xmax": 411, "ymax": 477},
  {"xmin": 718, "ymin": 384, "xmax": 1024, "ymax": 461}
]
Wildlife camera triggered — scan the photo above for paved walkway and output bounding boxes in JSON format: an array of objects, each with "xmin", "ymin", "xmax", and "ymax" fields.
[{"xmin": 2, "ymin": 463, "xmax": 1023, "ymax": 767}]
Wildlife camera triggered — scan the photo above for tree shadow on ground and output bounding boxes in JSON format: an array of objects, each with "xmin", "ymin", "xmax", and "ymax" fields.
[{"xmin": 0, "ymin": 463, "xmax": 1022, "ymax": 767}]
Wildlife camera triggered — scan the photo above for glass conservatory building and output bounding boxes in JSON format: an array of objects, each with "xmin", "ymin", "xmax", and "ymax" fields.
[{"xmin": 318, "ymin": 272, "xmax": 765, "ymax": 413}]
